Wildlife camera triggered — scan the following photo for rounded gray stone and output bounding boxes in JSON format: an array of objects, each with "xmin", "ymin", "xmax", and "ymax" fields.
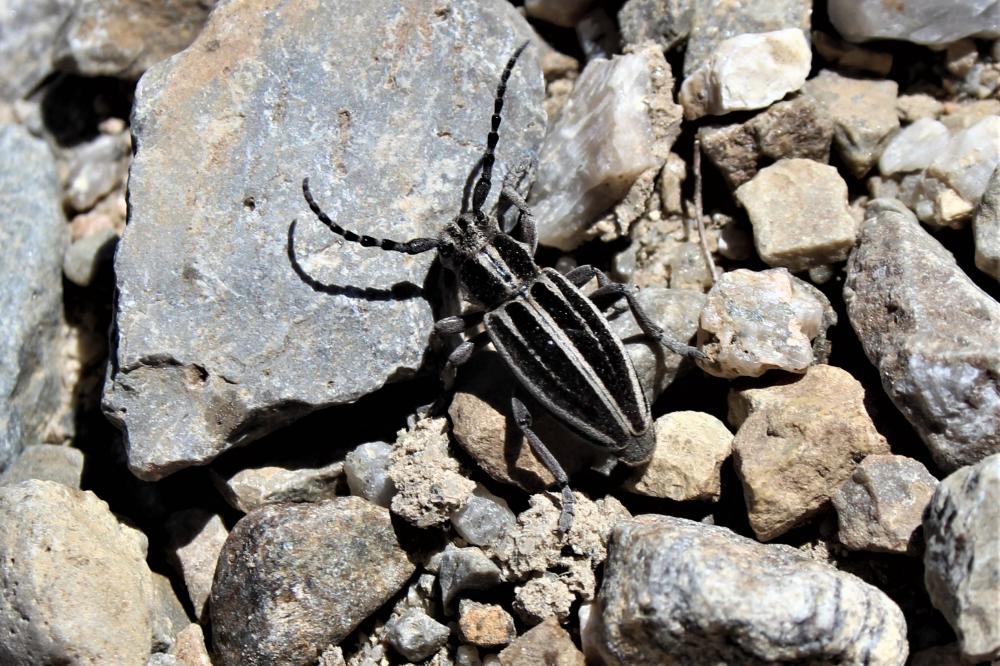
[{"xmin": 210, "ymin": 496, "xmax": 415, "ymax": 666}]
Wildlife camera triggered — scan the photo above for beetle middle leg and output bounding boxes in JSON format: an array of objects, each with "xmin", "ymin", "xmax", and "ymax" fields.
[
  {"xmin": 511, "ymin": 394, "xmax": 576, "ymax": 535},
  {"xmin": 565, "ymin": 265, "xmax": 705, "ymax": 360},
  {"xmin": 500, "ymin": 158, "xmax": 537, "ymax": 253}
]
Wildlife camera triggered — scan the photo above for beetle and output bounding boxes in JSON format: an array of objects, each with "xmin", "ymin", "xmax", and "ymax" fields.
[{"xmin": 298, "ymin": 42, "xmax": 703, "ymax": 533}]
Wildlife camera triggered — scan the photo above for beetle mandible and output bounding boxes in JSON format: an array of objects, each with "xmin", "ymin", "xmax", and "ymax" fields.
[{"xmin": 299, "ymin": 42, "xmax": 703, "ymax": 533}]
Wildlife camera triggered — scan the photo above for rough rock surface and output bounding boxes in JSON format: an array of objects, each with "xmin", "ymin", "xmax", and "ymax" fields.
[
  {"xmin": 498, "ymin": 616, "xmax": 585, "ymax": 665},
  {"xmin": 844, "ymin": 199, "xmax": 1000, "ymax": 471},
  {"xmin": 624, "ymin": 411, "xmax": 733, "ymax": 501},
  {"xmin": 975, "ymin": 166, "xmax": 1000, "ymax": 279},
  {"xmin": 731, "ymin": 365, "xmax": 890, "ymax": 541},
  {"xmin": 0, "ymin": 444, "xmax": 84, "ymax": 488},
  {"xmin": 696, "ymin": 268, "xmax": 836, "ymax": 379},
  {"xmin": 0, "ymin": 480, "xmax": 156, "ymax": 666},
  {"xmin": 165, "ymin": 509, "xmax": 228, "ymax": 620},
  {"xmin": 683, "ymin": 0, "xmax": 812, "ymax": 76},
  {"xmin": 102, "ymin": 0, "xmax": 544, "ymax": 480},
  {"xmin": 617, "ymin": 0, "xmax": 693, "ymax": 50},
  {"xmin": 438, "ymin": 545, "xmax": 503, "ymax": 611},
  {"xmin": 923, "ymin": 454, "xmax": 1000, "ymax": 662},
  {"xmin": 832, "ymin": 454, "xmax": 938, "ymax": 555},
  {"xmin": 210, "ymin": 496, "xmax": 415, "ymax": 666},
  {"xmin": 0, "ymin": 0, "xmax": 74, "ymax": 100},
  {"xmin": 513, "ymin": 573, "xmax": 576, "ymax": 624},
  {"xmin": 804, "ymin": 70, "xmax": 899, "ymax": 176},
  {"xmin": 735, "ymin": 159, "xmax": 858, "ymax": 272},
  {"xmin": 595, "ymin": 515, "xmax": 908, "ymax": 665},
  {"xmin": 53, "ymin": 0, "xmax": 214, "ymax": 79},
  {"xmin": 531, "ymin": 43, "xmax": 681, "ymax": 250},
  {"xmin": 680, "ymin": 29, "xmax": 811, "ymax": 120},
  {"xmin": 387, "ymin": 418, "xmax": 475, "ymax": 528},
  {"xmin": 828, "ymin": 0, "xmax": 1000, "ymax": 46},
  {"xmin": 0, "ymin": 125, "xmax": 67, "ymax": 471},
  {"xmin": 457, "ymin": 601, "xmax": 516, "ymax": 648}
]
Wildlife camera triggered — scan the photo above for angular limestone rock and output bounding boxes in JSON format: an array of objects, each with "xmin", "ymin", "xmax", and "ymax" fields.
[
  {"xmin": 211, "ymin": 496, "xmax": 415, "ymax": 665},
  {"xmin": 0, "ymin": 480, "xmax": 156, "ymax": 666},
  {"xmin": 102, "ymin": 0, "xmax": 544, "ymax": 480},
  {"xmin": 531, "ymin": 43, "xmax": 681, "ymax": 250},
  {"xmin": 696, "ymin": 268, "xmax": 836, "ymax": 379},
  {"xmin": 499, "ymin": 616, "xmax": 585, "ymax": 665},
  {"xmin": 832, "ymin": 454, "xmax": 938, "ymax": 555},
  {"xmin": 680, "ymin": 29, "xmax": 811, "ymax": 120},
  {"xmin": 0, "ymin": 125, "xmax": 67, "ymax": 471},
  {"xmin": 0, "ymin": 0, "xmax": 74, "ymax": 100},
  {"xmin": 624, "ymin": 411, "xmax": 733, "ymax": 501},
  {"xmin": 844, "ymin": 199, "xmax": 1000, "ymax": 471},
  {"xmin": 165, "ymin": 509, "xmax": 228, "ymax": 620},
  {"xmin": 683, "ymin": 0, "xmax": 812, "ymax": 76},
  {"xmin": 618, "ymin": 0, "xmax": 693, "ymax": 51},
  {"xmin": 732, "ymin": 365, "xmax": 890, "ymax": 541},
  {"xmin": 735, "ymin": 159, "xmax": 858, "ymax": 272},
  {"xmin": 804, "ymin": 70, "xmax": 899, "ymax": 176},
  {"xmin": 923, "ymin": 454, "xmax": 1000, "ymax": 662},
  {"xmin": 597, "ymin": 516, "xmax": 908, "ymax": 665},
  {"xmin": 828, "ymin": 0, "xmax": 999, "ymax": 46}
]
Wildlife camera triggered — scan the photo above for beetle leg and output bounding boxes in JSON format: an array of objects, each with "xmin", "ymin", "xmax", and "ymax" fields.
[
  {"xmin": 441, "ymin": 330, "xmax": 489, "ymax": 391},
  {"xmin": 434, "ymin": 311, "xmax": 485, "ymax": 336},
  {"xmin": 500, "ymin": 159, "xmax": 537, "ymax": 253},
  {"xmin": 569, "ymin": 265, "xmax": 706, "ymax": 360},
  {"xmin": 510, "ymin": 395, "xmax": 576, "ymax": 535}
]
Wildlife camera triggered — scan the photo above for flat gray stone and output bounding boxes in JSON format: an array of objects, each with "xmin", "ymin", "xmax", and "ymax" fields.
[
  {"xmin": 923, "ymin": 454, "xmax": 1000, "ymax": 662},
  {"xmin": 844, "ymin": 199, "xmax": 1000, "ymax": 472},
  {"xmin": 165, "ymin": 509, "xmax": 228, "ymax": 620},
  {"xmin": 0, "ymin": 0, "xmax": 74, "ymax": 100},
  {"xmin": 0, "ymin": 125, "xmax": 67, "ymax": 471},
  {"xmin": 53, "ymin": 0, "xmax": 214, "ymax": 79},
  {"xmin": 0, "ymin": 444, "xmax": 84, "ymax": 488},
  {"xmin": 102, "ymin": 0, "xmax": 544, "ymax": 480},
  {"xmin": 0, "ymin": 480, "xmax": 156, "ymax": 666},
  {"xmin": 596, "ymin": 515, "xmax": 909, "ymax": 665},
  {"xmin": 210, "ymin": 496, "xmax": 415, "ymax": 666},
  {"xmin": 438, "ymin": 545, "xmax": 503, "ymax": 611},
  {"xmin": 828, "ymin": 0, "xmax": 1000, "ymax": 46}
]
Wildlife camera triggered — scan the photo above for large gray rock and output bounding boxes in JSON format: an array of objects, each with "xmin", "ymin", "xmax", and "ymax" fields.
[
  {"xmin": 923, "ymin": 454, "xmax": 1000, "ymax": 663},
  {"xmin": 102, "ymin": 0, "xmax": 544, "ymax": 480},
  {"xmin": 53, "ymin": 0, "xmax": 215, "ymax": 79},
  {"xmin": 0, "ymin": 125, "xmax": 67, "ymax": 472},
  {"xmin": 594, "ymin": 515, "xmax": 908, "ymax": 665},
  {"xmin": 844, "ymin": 199, "xmax": 1000, "ymax": 471},
  {"xmin": 210, "ymin": 496, "xmax": 415, "ymax": 666},
  {"xmin": 828, "ymin": 0, "xmax": 1000, "ymax": 46},
  {"xmin": 0, "ymin": 0, "xmax": 74, "ymax": 100},
  {"xmin": 0, "ymin": 480, "xmax": 156, "ymax": 666}
]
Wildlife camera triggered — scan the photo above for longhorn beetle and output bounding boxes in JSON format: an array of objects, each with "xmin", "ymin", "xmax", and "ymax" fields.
[{"xmin": 299, "ymin": 42, "xmax": 703, "ymax": 533}]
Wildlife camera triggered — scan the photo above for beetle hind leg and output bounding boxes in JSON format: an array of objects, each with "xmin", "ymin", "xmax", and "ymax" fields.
[{"xmin": 510, "ymin": 395, "xmax": 576, "ymax": 535}]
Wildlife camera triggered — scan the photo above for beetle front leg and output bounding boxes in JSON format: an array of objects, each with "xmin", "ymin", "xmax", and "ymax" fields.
[
  {"xmin": 510, "ymin": 395, "xmax": 576, "ymax": 535},
  {"xmin": 568, "ymin": 265, "xmax": 705, "ymax": 360},
  {"xmin": 440, "ymin": 330, "xmax": 489, "ymax": 391}
]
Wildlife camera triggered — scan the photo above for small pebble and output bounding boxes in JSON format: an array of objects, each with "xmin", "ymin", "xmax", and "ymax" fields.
[{"xmin": 458, "ymin": 601, "xmax": 517, "ymax": 649}]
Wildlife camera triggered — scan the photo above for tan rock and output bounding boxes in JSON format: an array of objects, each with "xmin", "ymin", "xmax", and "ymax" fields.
[
  {"xmin": 624, "ymin": 411, "xmax": 733, "ymax": 501},
  {"xmin": 732, "ymin": 365, "xmax": 890, "ymax": 541},
  {"xmin": 458, "ymin": 601, "xmax": 516, "ymax": 648},
  {"xmin": 735, "ymin": 158, "xmax": 858, "ymax": 272},
  {"xmin": 499, "ymin": 616, "xmax": 585, "ymax": 665}
]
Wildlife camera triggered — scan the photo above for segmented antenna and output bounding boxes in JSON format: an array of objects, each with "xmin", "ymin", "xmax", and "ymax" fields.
[
  {"xmin": 471, "ymin": 40, "xmax": 530, "ymax": 217},
  {"xmin": 301, "ymin": 178, "xmax": 439, "ymax": 255}
]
